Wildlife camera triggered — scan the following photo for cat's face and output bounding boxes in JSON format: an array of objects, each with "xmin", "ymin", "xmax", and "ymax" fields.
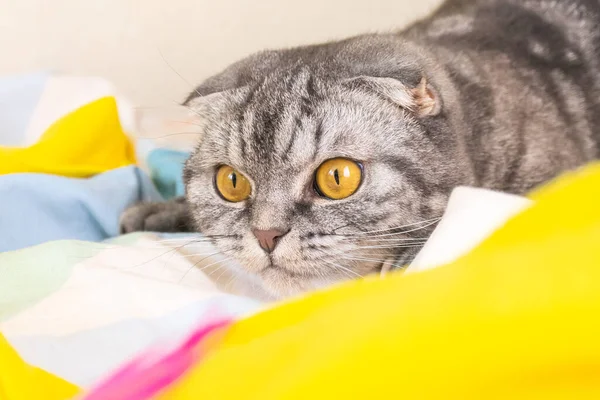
[{"xmin": 183, "ymin": 65, "xmax": 452, "ymax": 297}]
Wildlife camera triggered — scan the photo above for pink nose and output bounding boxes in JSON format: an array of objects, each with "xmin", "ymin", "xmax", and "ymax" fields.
[{"xmin": 252, "ymin": 229, "xmax": 289, "ymax": 253}]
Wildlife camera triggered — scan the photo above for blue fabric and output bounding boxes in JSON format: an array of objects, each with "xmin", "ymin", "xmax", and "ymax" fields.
[
  {"xmin": 0, "ymin": 166, "xmax": 162, "ymax": 252},
  {"xmin": 146, "ymin": 148, "xmax": 189, "ymax": 199}
]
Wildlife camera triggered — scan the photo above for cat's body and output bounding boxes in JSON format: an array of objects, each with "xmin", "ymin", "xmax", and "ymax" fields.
[
  {"xmin": 122, "ymin": 0, "xmax": 600, "ymax": 297},
  {"xmin": 408, "ymin": 0, "xmax": 600, "ymax": 192}
]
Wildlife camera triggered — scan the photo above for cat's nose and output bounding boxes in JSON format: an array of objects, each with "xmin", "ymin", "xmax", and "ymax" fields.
[{"xmin": 252, "ymin": 228, "xmax": 289, "ymax": 253}]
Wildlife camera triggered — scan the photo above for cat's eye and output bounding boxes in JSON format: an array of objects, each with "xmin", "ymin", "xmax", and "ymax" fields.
[
  {"xmin": 215, "ymin": 165, "xmax": 252, "ymax": 202},
  {"xmin": 314, "ymin": 158, "xmax": 362, "ymax": 200}
]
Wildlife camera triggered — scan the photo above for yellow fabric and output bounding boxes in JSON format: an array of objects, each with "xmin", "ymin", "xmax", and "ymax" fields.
[
  {"xmin": 0, "ymin": 96, "xmax": 136, "ymax": 177},
  {"xmin": 161, "ymin": 163, "xmax": 600, "ymax": 400},
  {"xmin": 0, "ymin": 334, "xmax": 79, "ymax": 400}
]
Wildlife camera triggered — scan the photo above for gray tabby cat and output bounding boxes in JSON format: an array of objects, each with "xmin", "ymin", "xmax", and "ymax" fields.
[{"xmin": 122, "ymin": 0, "xmax": 600, "ymax": 297}]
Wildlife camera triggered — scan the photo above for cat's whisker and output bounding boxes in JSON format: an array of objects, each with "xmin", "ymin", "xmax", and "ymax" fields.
[
  {"xmin": 351, "ymin": 243, "xmax": 427, "ymax": 250},
  {"xmin": 171, "ymin": 247, "xmax": 238, "ymax": 280},
  {"xmin": 156, "ymin": 235, "xmax": 235, "ymax": 243},
  {"xmin": 321, "ymin": 244, "xmax": 414, "ymax": 267},
  {"xmin": 349, "ymin": 253, "xmax": 417, "ymax": 264},
  {"xmin": 342, "ymin": 218, "xmax": 441, "ymax": 239},
  {"xmin": 86, "ymin": 243, "xmax": 217, "ymax": 255},
  {"xmin": 347, "ymin": 235, "xmax": 429, "ymax": 240},
  {"xmin": 206, "ymin": 257, "xmax": 250, "ymax": 286},
  {"xmin": 123, "ymin": 238, "xmax": 207, "ymax": 269},
  {"xmin": 224, "ymin": 267, "xmax": 253, "ymax": 292},
  {"xmin": 342, "ymin": 237, "xmax": 429, "ymax": 243},
  {"xmin": 222, "ymin": 260, "xmax": 259, "ymax": 291},
  {"xmin": 198, "ymin": 263, "xmax": 228, "ymax": 277},
  {"xmin": 144, "ymin": 131, "xmax": 203, "ymax": 140},
  {"xmin": 333, "ymin": 220, "xmax": 432, "ymax": 236},
  {"xmin": 308, "ymin": 261, "xmax": 329, "ymax": 279},
  {"xmin": 224, "ymin": 272, "xmax": 238, "ymax": 290},
  {"xmin": 177, "ymin": 251, "xmax": 237, "ymax": 258},
  {"xmin": 180, "ymin": 250, "xmax": 231, "ymax": 256},
  {"xmin": 336, "ymin": 256, "xmax": 407, "ymax": 271},
  {"xmin": 89, "ymin": 236, "xmax": 227, "ymax": 252},
  {"xmin": 321, "ymin": 259, "xmax": 364, "ymax": 279},
  {"xmin": 182, "ymin": 104, "xmax": 204, "ymax": 119},
  {"xmin": 179, "ymin": 257, "xmax": 234, "ymax": 283},
  {"xmin": 134, "ymin": 105, "xmax": 186, "ymax": 110},
  {"xmin": 167, "ymin": 246, "xmax": 236, "ymax": 275},
  {"xmin": 152, "ymin": 237, "xmax": 200, "ymax": 242},
  {"xmin": 156, "ymin": 46, "xmax": 203, "ymax": 100},
  {"xmin": 335, "ymin": 255, "xmax": 387, "ymax": 264},
  {"xmin": 166, "ymin": 119, "xmax": 204, "ymax": 127},
  {"xmin": 213, "ymin": 257, "xmax": 250, "ymax": 282},
  {"xmin": 70, "ymin": 242, "xmax": 187, "ymax": 251},
  {"xmin": 189, "ymin": 247, "xmax": 236, "ymax": 264},
  {"xmin": 334, "ymin": 217, "xmax": 441, "ymax": 237},
  {"xmin": 321, "ymin": 244, "xmax": 423, "ymax": 259},
  {"xmin": 214, "ymin": 259, "xmax": 239, "ymax": 282}
]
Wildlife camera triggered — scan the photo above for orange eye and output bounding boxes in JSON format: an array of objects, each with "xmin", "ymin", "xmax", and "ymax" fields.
[
  {"xmin": 215, "ymin": 165, "xmax": 252, "ymax": 202},
  {"xmin": 314, "ymin": 158, "xmax": 362, "ymax": 200}
]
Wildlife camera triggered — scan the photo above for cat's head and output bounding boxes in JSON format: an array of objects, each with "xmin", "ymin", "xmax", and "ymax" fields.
[{"xmin": 183, "ymin": 35, "xmax": 467, "ymax": 297}]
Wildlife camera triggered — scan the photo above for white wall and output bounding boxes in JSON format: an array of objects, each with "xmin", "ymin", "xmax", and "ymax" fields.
[{"xmin": 0, "ymin": 0, "xmax": 442, "ymax": 106}]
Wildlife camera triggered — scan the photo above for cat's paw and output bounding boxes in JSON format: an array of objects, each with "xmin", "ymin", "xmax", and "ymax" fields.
[{"xmin": 120, "ymin": 198, "xmax": 192, "ymax": 234}]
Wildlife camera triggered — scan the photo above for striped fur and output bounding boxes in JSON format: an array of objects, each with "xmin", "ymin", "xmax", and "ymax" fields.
[{"xmin": 122, "ymin": 0, "xmax": 600, "ymax": 297}]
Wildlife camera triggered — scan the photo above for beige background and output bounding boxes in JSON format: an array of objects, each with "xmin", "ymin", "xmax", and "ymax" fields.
[{"xmin": 0, "ymin": 0, "xmax": 441, "ymax": 106}]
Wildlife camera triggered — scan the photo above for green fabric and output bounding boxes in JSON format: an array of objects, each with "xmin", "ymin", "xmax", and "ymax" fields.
[
  {"xmin": 104, "ymin": 232, "xmax": 148, "ymax": 245},
  {"xmin": 0, "ymin": 241, "xmax": 100, "ymax": 321}
]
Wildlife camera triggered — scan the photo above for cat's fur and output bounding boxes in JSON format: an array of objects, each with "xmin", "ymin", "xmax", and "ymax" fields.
[{"xmin": 122, "ymin": 0, "xmax": 600, "ymax": 297}]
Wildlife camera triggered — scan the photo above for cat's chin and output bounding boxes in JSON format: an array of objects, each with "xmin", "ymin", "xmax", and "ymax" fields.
[{"xmin": 257, "ymin": 267, "xmax": 331, "ymax": 299}]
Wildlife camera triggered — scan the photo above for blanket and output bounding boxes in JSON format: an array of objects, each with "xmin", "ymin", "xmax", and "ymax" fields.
[
  {"xmin": 86, "ymin": 162, "xmax": 600, "ymax": 400},
  {"xmin": 0, "ymin": 233, "xmax": 262, "ymax": 387},
  {"xmin": 3, "ymin": 72, "xmax": 575, "ymax": 399},
  {"xmin": 0, "ymin": 182, "xmax": 534, "ymax": 393}
]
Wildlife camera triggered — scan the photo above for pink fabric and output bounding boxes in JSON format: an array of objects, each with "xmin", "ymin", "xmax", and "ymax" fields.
[{"xmin": 83, "ymin": 318, "xmax": 232, "ymax": 400}]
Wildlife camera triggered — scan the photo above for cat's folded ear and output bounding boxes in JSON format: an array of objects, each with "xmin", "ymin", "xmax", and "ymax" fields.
[
  {"xmin": 344, "ymin": 76, "xmax": 441, "ymax": 117},
  {"xmin": 182, "ymin": 50, "xmax": 283, "ymax": 105},
  {"xmin": 184, "ymin": 86, "xmax": 249, "ymax": 114}
]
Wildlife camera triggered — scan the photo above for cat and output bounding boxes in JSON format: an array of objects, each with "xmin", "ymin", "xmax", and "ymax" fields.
[{"xmin": 121, "ymin": 0, "xmax": 600, "ymax": 297}]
